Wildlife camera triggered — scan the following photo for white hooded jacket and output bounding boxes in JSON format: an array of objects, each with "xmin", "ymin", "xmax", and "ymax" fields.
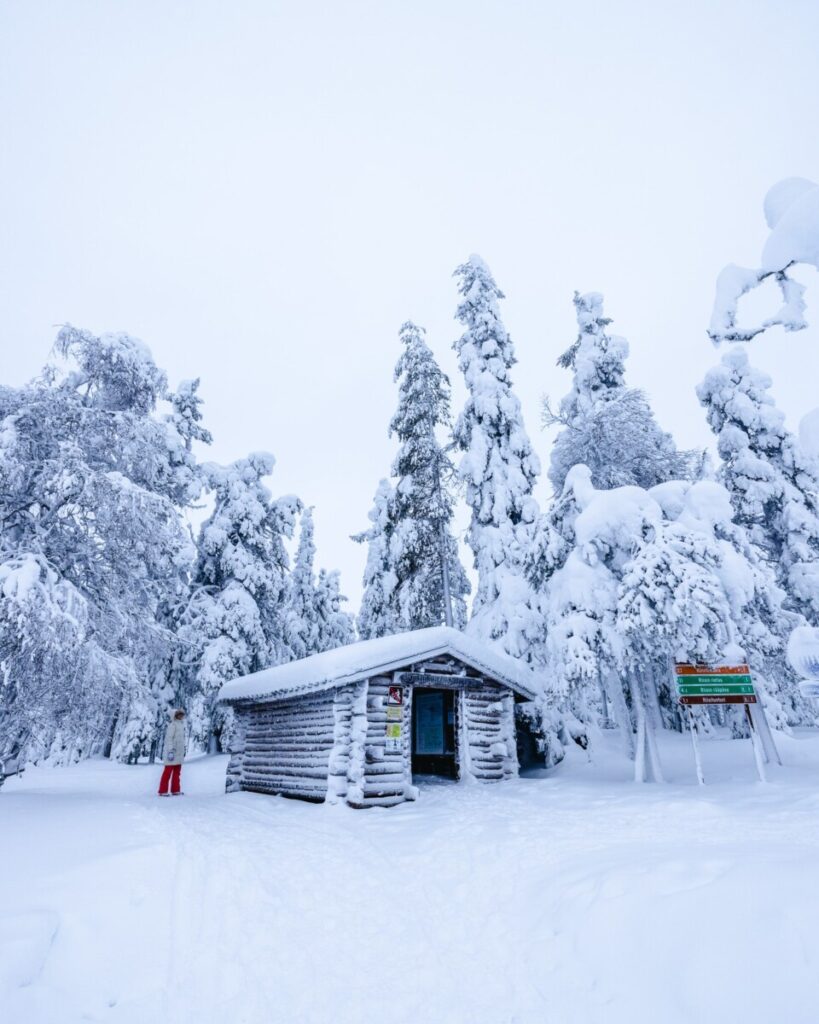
[{"xmin": 162, "ymin": 717, "xmax": 187, "ymax": 766}]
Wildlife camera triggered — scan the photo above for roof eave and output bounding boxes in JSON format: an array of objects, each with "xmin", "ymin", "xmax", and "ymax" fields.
[{"xmin": 219, "ymin": 640, "xmax": 537, "ymax": 705}]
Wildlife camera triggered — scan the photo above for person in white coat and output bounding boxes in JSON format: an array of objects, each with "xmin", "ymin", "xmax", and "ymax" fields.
[{"xmin": 158, "ymin": 709, "xmax": 187, "ymax": 796}]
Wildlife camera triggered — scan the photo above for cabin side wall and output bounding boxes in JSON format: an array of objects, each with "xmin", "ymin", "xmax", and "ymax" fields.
[{"xmin": 236, "ymin": 691, "xmax": 336, "ymax": 801}]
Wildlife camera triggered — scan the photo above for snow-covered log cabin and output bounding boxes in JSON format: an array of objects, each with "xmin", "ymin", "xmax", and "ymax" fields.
[{"xmin": 217, "ymin": 626, "xmax": 539, "ymax": 808}]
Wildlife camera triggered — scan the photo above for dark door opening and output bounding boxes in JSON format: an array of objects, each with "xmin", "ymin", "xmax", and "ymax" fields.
[{"xmin": 412, "ymin": 688, "xmax": 457, "ymax": 779}]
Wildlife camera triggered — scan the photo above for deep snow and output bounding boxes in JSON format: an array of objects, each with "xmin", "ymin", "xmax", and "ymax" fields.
[{"xmin": 3, "ymin": 730, "xmax": 819, "ymax": 1024}]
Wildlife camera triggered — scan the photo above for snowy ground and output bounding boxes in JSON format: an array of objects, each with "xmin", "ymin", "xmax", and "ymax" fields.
[{"xmin": 3, "ymin": 730, "xmax": 819, "ymax": 1024}]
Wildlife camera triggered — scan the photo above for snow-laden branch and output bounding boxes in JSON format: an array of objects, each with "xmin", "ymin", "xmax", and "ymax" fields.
[{"xmin": 709, "ymin": 178, "xmax": 819, "ymax": 344}]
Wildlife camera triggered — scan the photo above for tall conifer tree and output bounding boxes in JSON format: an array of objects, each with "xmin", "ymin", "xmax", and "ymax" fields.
[
  {"xmin": 698, "ymin": 346, "xmax": 819, "ymax": 625},
  {"xmin": 452, "ymin": 255, "xmax": 541, "ymax": 658},
  {"xmin": 390, "ymin": 321, "xmax": 469, "ymax": 630},
  {"xmin": 353, "ymin": 480, "xmax": 401, "ymax": 640}
]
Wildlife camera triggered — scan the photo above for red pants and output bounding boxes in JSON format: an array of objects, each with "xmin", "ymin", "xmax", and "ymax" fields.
[{"xmin": 158, "ymin": 764, "xmax": 182, "ymax": 795}]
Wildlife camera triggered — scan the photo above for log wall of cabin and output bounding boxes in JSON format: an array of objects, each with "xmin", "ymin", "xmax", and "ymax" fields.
[
  {"xmin": 360, "ymin": 674, "xmax": 415, "ymax": 808},
  {"xmin": 460, "ymin": 682, "xmax": 519, "ymax": 782},
  {"xmin": 327, "ymin": 681, "xmax": 367, "ymax": 805},
  {"xmin": 237, "ymin": 691, "xmax": 336, "ymax": 801}
]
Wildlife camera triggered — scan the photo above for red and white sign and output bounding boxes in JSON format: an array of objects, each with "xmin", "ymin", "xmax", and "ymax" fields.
[{"xmin": 388, "ymin": 685, "xmax": 403, "ymax": 706}]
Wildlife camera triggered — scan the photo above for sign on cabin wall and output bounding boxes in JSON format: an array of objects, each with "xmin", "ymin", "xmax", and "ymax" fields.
[
  {"xmin": 385, "ymin": 722, "xmax": 402, "ymax": 753},
  {"xmin": 674, "ymin": 663, "xmax": 758, "ymax": 705},
  {"xmin": 398, "ymin": 671, "xmax": 472, "ymax": 688},
  {"xmin": 385, "ymin": 688, "xmax": 404, "ymax": 752}
]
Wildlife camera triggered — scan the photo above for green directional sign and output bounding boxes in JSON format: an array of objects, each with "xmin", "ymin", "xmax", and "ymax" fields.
[
  {"xmin": 678, "ymin": 674, "xmax": 753, "ymax": 686},
  {"xmin": 678, "ymin": 683, "xmax": 756, "ymax": 696}
]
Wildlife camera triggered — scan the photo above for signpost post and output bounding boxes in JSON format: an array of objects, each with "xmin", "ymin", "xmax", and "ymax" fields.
[{"xmin": 673, "ymin": 663, "xmax": 769, "ymax": 784}]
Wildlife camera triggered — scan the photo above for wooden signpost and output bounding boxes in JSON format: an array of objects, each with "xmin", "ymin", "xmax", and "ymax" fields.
[{"xmin": 673, "ymin": 662, "xmax": 779, "ymax": 784}]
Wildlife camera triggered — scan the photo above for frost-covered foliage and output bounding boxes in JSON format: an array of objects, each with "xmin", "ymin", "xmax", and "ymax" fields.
[
  {"xmin": 533, "ymin": 466, "xmax": 810, "ymax": 741},
  {"xmin": 0, "ymin": 327, "xmax": 198, "ymax": 764},
  {"xmin": 353, "ymin": 480, "xmax": 401, "ymax": 640},
  {"xmin": 709, "ymin": 177, "xmax": 819, "ymax": 344},
  {"xmin": 697, "ymin": 347, "xmax": 819, "ymax": 625},
  {"xmin": 285, "ymin": 507, "xmax": 321, "ymax": 660},
  {"xmin": 389, "ymin": 321, "xmax": 469, "ymax": 630},
  {"xmin": 286, "ymin": 508, "xmax": 355, "ymax": 659},
  {"xmin": 547, "ymin": 292, "xmax": 696, "ymax": 493},
  {"xmin": 452, "ymin": 255, "xmax": 541, "ymax": 659},
  {"xmin": 181, "ymin": 453, "xmax": 299, "ymax": 751},
  {"xmin": 165, "ymin": 378, "xmax": 213, "ymax": 504},
  {"xmin": 313, "ymin": 568, "xmax": 355, "ymax": 653}
]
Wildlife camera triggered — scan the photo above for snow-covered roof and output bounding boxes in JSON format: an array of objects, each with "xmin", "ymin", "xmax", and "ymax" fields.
[{"xmin": 217, "ymin": 626, "xmax": 539, "ymax": 704}]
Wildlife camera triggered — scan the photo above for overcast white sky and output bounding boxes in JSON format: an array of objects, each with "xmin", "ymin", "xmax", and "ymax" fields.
[{"xmin": 2, "ymin": 0, "xmax": 819, "ymax": 607}]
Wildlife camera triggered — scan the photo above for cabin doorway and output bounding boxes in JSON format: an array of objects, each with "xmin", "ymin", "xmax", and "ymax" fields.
[{"xmin": 411, "ymin": 688, "xmax": 458, "ymax": 779}]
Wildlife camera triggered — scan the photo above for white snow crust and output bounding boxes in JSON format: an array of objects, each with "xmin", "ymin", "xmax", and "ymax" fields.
[
  {"xmin": 4, "ymin": 737, "xmax": 819, "ymax": 1023},
  {"xmin": 217, "ymin": 625, "xmax": 539, "ymax": 703}
]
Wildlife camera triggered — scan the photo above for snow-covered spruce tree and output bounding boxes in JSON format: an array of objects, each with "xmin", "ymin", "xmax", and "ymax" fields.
[
  {"xmin": 452, "ymin": 255, "xmax": 541, "ymax": 658},
  {"xmin": 183, "ymin": 453, "xmax": 299, "ymax": 750},
  {"xmin": 697, "ymin": 346, "xmax": 819, "ymax": 625},
  {"xmin": 390, "ymin": 321, "xmax": 469, "ymax": 630},
  {"xmin": 538, "ymin": 467, "xmax": 813, "ymax": 758},
  {"xmin": 353, "ymin": 479, "xmax": 401, "ymax": 639},
  {"xmin": 286, "ymin": 507, "xmax": 355, "ymax": 658},
  {"xmin": 285, "ymin": 506, "xmax": 321, "ymax": 661},
  {"xmin": 546, "ymin": 292, "xmax": 695, "ymax": 493},
  {"xmin": 0, "ymin": 326, "xmax": 197, "ymax": 765},
  {"xmin": 527, "ymin": 466, "xmax": 621, "ymax": 752},
  {"xmin": 651, "ymin": 480, "xmax": 811, "ymax": 729},
  {"xmin": 314, "ymin": 568, "xmax": 356, "ymax": 652},
  {"xmin": 165, "ymin": 377, "xmax": 213, "ymax": 504}
]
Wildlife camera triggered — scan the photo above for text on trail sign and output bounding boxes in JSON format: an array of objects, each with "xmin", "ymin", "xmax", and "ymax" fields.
[{"xmin": 674, "ymin": 663, "xmax": 757, "ymax": 705}]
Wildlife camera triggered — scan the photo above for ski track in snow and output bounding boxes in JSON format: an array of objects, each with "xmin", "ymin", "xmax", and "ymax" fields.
[{"xmin": 3, "ymin": 732, "xmax": 819, "ymax": 1024}]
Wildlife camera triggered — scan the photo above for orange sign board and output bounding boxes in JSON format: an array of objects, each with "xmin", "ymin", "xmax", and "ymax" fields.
[{"xmin": 675, "ymin": 664, "xmax": 750, "ymax": 676}]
